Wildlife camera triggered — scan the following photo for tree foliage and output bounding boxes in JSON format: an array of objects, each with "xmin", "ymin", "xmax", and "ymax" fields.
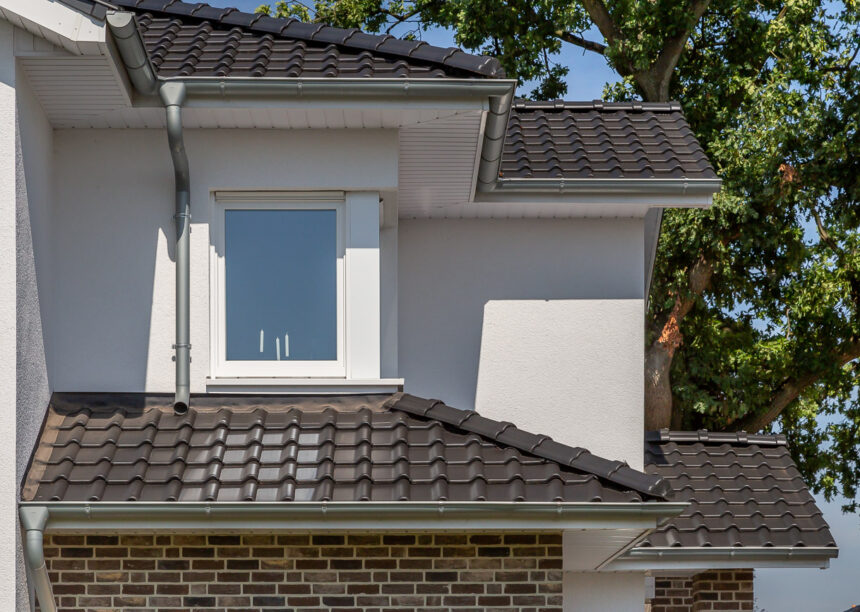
[{"xmin": 258, "ymin": 0, "xmax": 860, "ymax": 511}]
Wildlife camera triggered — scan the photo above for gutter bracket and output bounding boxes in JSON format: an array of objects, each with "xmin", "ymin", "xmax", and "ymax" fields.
[{"xmin": 19, "ymin": 506, "xmax": 56, "ymax": 612}]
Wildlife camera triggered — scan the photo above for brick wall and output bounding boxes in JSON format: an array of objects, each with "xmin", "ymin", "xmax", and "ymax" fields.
[
  {"xmin": 649, "ymin": 570, "xmax": 754, "ymax": 612},
  {"xmin": 41, "ymin": 532, "xmax": 563, "ymax": 612},
  {"xmin": 650, "ymin": 575, "xmax": 693, "ymax": 611},
  {"xmin": 691, "ymin": 570, "xmax": 754, "ymax": 611}
]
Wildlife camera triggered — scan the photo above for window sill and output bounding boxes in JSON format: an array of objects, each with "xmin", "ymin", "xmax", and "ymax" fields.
[{"xmin": 205, "ymin": 377, "xmax": 404, "ymax": 395}]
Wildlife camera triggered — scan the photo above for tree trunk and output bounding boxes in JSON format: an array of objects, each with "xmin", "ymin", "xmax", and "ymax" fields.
[
  {"xmin": 645, "ymin": 339, "xmax": 674, "ymax": 430},
  {"xmin": 644, "ymin": 257, "xmax": 714, "ymax": 430},
  {"xmin": 635, "ymin": 72, "xmax": 671, "ymax": 103}
]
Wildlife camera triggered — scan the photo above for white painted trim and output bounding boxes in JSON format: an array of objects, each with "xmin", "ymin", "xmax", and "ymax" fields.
[
  {"xmin": 210, "ymin": 194, "xmax": 346, "ymax": 378},
  {"xmin": 214, "ymin": 190, "xmax": 346, "ymax": 203},
  {"xmin": 0, "ymin": 0, "xmax": 106, "ymax": 56},
  {"xmin": 345, "ymin": 191, "xmax": 381, "ymax": 380},
  {"xmin": 209, "ymin": 190, "xmax": 383, "ymax": 383},
  {"xmin": 609, "ymin": 546, "xmax": 838, "ymax": 570},
  {"xmin": 205, "ymin": 377, "xmax": 403, "ymax": 394}
]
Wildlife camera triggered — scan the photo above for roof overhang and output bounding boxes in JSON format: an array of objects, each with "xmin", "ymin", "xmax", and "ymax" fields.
[
  {"xmin": 608, "ymin": 546, "xmax": 839, "ymax": 570},
  {"xmin": 482, "ymin": 178, "xmax": 721, "ymax": 203},
  {"xmin": 21, "ymin": 500, "xmax": 688, "ymax": 532},
  {"xmin": 104, "ymin": 9, "xmax": 720, "ymax": 214},
  {"xmin": 19, "ymin": 500, "xmax": 688, "ymax": 610},
  {"xmin": 467, "ymin": 178, "xmax": 722, "ymax": 218},
  {"xmin": 0, "ymin": 0, "xmax": 107, "ymax": 55}
]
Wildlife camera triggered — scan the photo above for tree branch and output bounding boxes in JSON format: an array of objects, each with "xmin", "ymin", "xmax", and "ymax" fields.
[
  {"xmin": 383, "ymin": 8, "xmax": 421, "ymax": 34},
  {"xmin": 641, "ymin": 0, "xmax": 712, "ymax": 100},
  {"xmin": 811, "ymin": 205, "xmax": 841, "ymax": 254},
  {"xmin": 735, "ymin": 340, "xmax": 860, "ymax": 433},
  {"xmin": 558, "ymin": 30, "xmax": 607, "ymax": 55},
  {"xmin": 580, "ymin": 0, "xmax": 622, "ymax": 44}
]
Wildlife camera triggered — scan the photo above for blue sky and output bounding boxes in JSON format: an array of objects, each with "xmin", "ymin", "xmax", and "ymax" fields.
[{"xmin": 207, "ymin": 2, "xmax": 859, "ymax": 608}]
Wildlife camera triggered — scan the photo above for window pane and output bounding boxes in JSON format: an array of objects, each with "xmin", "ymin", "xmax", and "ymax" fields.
[{"xmin": 225, "ymin": 209, "xmax": 337, "ymax": 361}]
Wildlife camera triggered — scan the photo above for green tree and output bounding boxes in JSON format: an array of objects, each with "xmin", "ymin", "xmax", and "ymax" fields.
[{"xmin": 258, "ymin": 0, "xmax": 860, "ymax": 510}]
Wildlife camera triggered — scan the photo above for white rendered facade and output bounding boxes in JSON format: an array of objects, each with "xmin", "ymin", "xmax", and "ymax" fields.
[{"xmin": 0, "ymin": 2, "xmax": 723, "ymax": 609}]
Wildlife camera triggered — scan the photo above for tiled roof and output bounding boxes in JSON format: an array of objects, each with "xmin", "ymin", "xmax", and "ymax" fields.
[
  {"xmin": 22, "ymin": 393, "xmax": 667, "ymax": 504},
  {"xmin": 60, "ymin": 2, "xmax": 718, "ymax": 184},
  {"xmin": 108, "ymin": 0, "xmax": 504, "ymax": 78},
  {"xmin": 503, "ymin": 101, "xmax": 717, "ymax": 180},
  {"xmin": 642, "ymin": 430, "xmax": 837, "ymax": 549}
]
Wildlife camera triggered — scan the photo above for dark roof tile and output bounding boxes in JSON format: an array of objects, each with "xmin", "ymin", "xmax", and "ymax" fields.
[
  {"xmin": 23, "ymin": 393, "xmax": 666, "ymax": 504},
  {"xmin": 504, "ymin": 101, "xmax": 717, "ymax": 180},
  {"xmin": 641, "ymin": 429, "xmax": 836, "ymax": 549},
  {"xmin": 107, "ymin": 0, "xmax": 503, "ymax": 79}
]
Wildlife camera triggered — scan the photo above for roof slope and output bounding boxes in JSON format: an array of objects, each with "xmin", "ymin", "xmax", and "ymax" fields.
[
  {"xmin": 23, "ymin": 393, "xmax": 668, "ymax": 504},
  {"xmin": 108, "ymin": 0, "xmax": 504, "ymax": 79},
  {"xmin": 503, "ymin": 101, "xmax": 717, "ymax": 180},
  {"xmin": 642, "ymin": 430, "xmax": 836, "ymax": 549}
]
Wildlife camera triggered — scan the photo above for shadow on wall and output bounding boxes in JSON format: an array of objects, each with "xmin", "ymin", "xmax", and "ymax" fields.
[
  {"xmin": 51, "ymin": 130, "xmax": 174, "ymax": 392},
  {"xmin": 398, "ymin": 217, "xmax": 646, "ymax": 411}
]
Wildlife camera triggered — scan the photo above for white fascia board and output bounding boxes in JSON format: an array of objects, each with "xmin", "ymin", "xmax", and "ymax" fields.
[
  {"xmin": 608, "ymin": 546, "xmax": 839, "ymax": 570},
  {"xmin": 0, "ymin": 0, "xmax": 106, "ymax": 56},
  {"xmin": 22, "ymin": 501, "xmax": 689, "ymax": 533}
]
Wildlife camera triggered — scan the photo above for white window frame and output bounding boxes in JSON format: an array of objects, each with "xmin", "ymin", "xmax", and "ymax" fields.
[{"xmin": 210, "ymin": 192, "xmax": 346, "ymax": 378}]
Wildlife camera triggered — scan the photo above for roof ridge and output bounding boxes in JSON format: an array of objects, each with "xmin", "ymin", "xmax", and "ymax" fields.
[
  {"xmin": 108, "ymin": 0, "xmax": 504, "ymax": 78},
  {"xmin": 646, "ymin": 429, "xmax": 788, "ymax": 446},
  {"xmin": 389, "ymin": 393, "xmax": 670, "ymax": 499},
  {"xmin": 512, "ymin": 99, "xmax": 683, "ymax": 113}
]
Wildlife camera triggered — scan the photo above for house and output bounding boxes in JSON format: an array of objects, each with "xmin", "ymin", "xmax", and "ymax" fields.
[{"xmin": 0, "ymin": 0, "xmax": 837, "ymax": 610}]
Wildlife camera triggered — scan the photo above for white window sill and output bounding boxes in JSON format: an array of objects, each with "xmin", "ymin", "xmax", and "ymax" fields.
[{"xmin": 205, "ymin": 377, "xmax": 404, "ymax": 395}]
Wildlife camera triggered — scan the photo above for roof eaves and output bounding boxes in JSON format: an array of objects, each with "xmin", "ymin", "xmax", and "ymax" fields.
[
  {"xmin": 489, "ymin": 177, "xmax": 723, "ymax": 196},
  {"xmin": 612, "ymin": 545, "xmax": 838, "ymax": 570},
  {"xmin": 21, "ymin": 500, "xmax": 691, "ymax": 532}
]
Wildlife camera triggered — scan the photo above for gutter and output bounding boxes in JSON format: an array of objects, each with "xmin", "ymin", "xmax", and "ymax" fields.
[
  {"xmin": 19, "ymin": 501, "xmax": 688, "ymax": 532},
  {"xmin": 486, "ymin": 177, "xmax": 723, "ymax": 196},
  {"xmin": 609, "ymin": 545, "xmax": 839, "ymax": 570}
]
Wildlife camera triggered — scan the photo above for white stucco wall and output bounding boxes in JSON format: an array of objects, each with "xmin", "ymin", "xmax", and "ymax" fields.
[
  {"xmin": 475, "ymin": 299, "xmax": 644, "ymax": 468},
  {"xmin": 564, "ymin": 572, "xmax": 645, "ymax": 611},
  {"xmin": 398, "ymin": 218, "xmax": 645, "ymax": 464},
  {"xmin": 0, "ymin": 20, "xmax": 19, "ymax": 612},
  {"xmin": 49, "ymin": 128, "xmax": 398, "ymax": 393},
  {"xmin": 47, "ymin": 129, "xmax": 648, "ymax": 466},
  {"xmin": 14, "ymin": 63, "xmax": 54, "ymax": 612}
]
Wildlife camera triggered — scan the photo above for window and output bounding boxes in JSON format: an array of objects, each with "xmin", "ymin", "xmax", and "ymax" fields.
[{"xmin": 211, "ymin": 195, "xmax": 346, "ymax": 377}]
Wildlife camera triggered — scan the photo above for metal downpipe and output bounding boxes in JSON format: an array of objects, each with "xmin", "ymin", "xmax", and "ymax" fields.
[
  {"xmin": 475, "ymin": 90, "xmax": 514, "ymax": 192},
  {"xmin": 19, "ymin": 507, "xmax": 55, "ymax": 612},
  {"xmin": 160, "ymin": 82, "xmax": 191, "ymax": 414}
]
